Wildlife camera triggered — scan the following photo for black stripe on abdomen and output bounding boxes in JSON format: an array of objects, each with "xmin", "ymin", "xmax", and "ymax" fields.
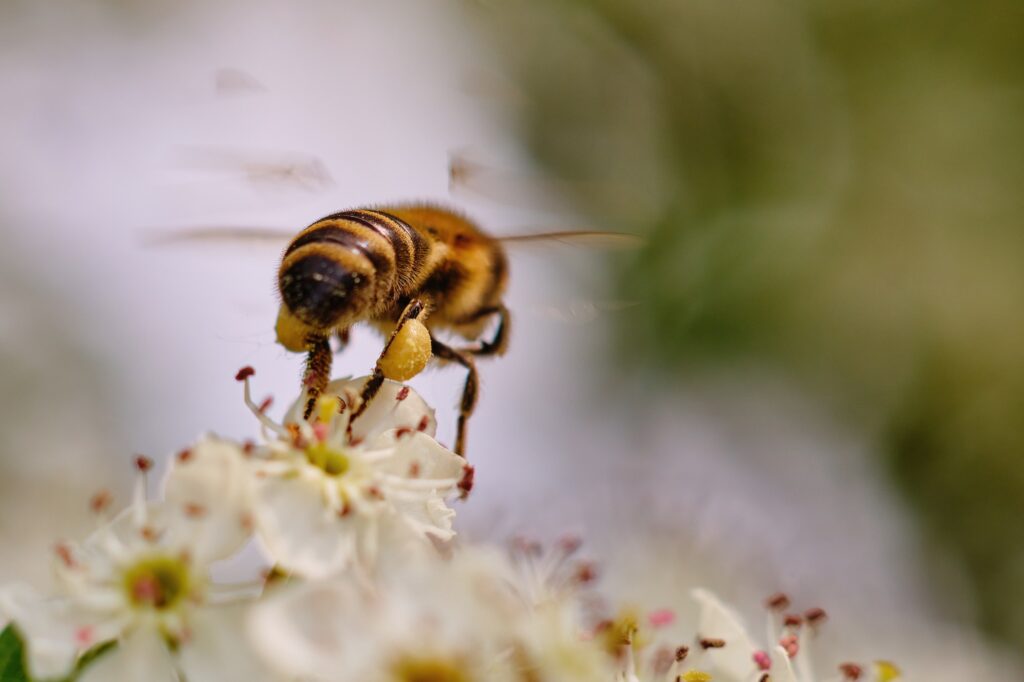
[
  {"xmin": 285, "ymin": 223, "xmax": 392, "ymax": 280},
  {"xmin": 326, "ymin": 210, "xmax": 413, "ymax": 282}
]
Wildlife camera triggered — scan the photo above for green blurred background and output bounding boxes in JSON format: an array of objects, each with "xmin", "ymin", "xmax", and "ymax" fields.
[{"xmin": 473, "ymin": 0, "xmax": 1024, "ymax": 651}]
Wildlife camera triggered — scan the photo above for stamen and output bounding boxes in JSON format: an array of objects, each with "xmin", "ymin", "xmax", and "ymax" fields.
[
  {"xmin": 458, "ymin": 464, "xmax": 475, "ymax": 498},
  {"xmin": 183, "ymin": 503, "xmax": 206, "ymax": 518},
  {"xmin": 238, "ymin": 368, "xmax": 289, "ymax": 437},
  {"xmin": 408, "ymin": 461, "xmax": 421, "ymax": 477},
  {"xmin": 783, "ymin": 614, "xmax": 803, "ymax": 628},
  {"xmin": 758, "ymin": 675, "xmax": 771, "ymax": 682},
  {"xmin": 874, "ymin": 661, "xmax": 901, "ymax": 681},
  {"xmin": 804, "ymin": 607, "xmax": 827, "ymax": 626},
  {"xmin": 89, "ymin": 490, "xmax": 112, "ymax": 514},
  {"xmin": 54, "ymin": 542, "xmax": 77, "ymax": 568},
  {"xmin": 675, "ymin": 645, "xmax": 689, "ymax": 662},
  {"xmin": 417, "ymin": 415, "xmax": 430, "ymax": 432},
  {"xmin": 779, "ymin": 634, "xmax": 799, "ymax": 658},
  {"xmin": 258, "ymin": 396, "xmax": 274, "ymax": 414},
  {"xmin": 765, "ymin": 592, "xmax": 790, "ymax": 611},
  {"xmin": 839, "ymin": 663, "xmax": 863, "ymax": 680},
  {"xmin": 573, "ymin": 561, "xmax": 598, "ymax": 584},
  {"xmin": 753, "ymin": 650, "xmax": 772, "ymax": 671},
  {"xmin": 74, "ymin": 626, "xmax": 94, "ymax": 648},
  {"xmin": 699, "ymin": 638, "xmax": 725, "ymax": 649},
  {"xmin": 648, "ymin": 608, "xmax": 676, "ymax": 628},
  {"xmin": 134, "ymin": 455, "xmax": 153, "ymax": 472},
  {"xmin": 396, "ymin": 386, "xmax": 410, "ymax": 401},
  {"xmin": 176, "ymin": 448, "xmax": 193, "ymax": 463}
]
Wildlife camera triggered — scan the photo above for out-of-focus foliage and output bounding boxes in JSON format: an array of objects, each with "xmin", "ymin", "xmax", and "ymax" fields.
[{"xmin": 474, "ymin": 0, "xmax": 1024, "ymax": 650}]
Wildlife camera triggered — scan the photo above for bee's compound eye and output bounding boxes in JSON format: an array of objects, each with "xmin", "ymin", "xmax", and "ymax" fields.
[{"xmin": 378, "ymin": 319, "xmax": 432, "ymax": 382}]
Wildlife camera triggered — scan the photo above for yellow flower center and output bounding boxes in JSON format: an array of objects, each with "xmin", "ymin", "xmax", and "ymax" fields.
[
  {"xmin": 123, "ymin": 555, "xmax": 191, "ymax": 610},
  {"xmin": 305, "ymin": 442, "xmax": 351, "ymax": 476},
  {"xmin": 391, "ymin": 656, "xmax": 471, "ymax": 682}
]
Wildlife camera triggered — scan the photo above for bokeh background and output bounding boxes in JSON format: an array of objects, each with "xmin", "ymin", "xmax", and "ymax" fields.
[{"xmin": 1, "ymin": 0, "xmax": 1022, "ymax": 677}]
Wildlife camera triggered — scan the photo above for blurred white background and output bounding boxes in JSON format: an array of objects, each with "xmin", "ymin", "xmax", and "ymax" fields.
[{"xmin": 0, "ymin": 1, "xmax": 1019, "ymax": 677}]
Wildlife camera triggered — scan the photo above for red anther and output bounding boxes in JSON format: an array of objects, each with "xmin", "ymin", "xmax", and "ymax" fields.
[
  {"xmin": 417, "ymin": 415, "xmax": 430, "ymax": 432},
  {"xmin": 140, "ymin": 526, "xmax": 159, "ymax": 542},
  {"xmin": 337, "ymin": 500, "xmax": 353, "ymax": 517},
  {"xmin": 779, "ymin": 634, "xmax": 799, "ymax": 658},
  {"xmin": 675, "ymin": 645, "xmax": 689, "ymax": 662},
  {"xmin": 54, "ymin": 543, "xmax": 77, "ymax": 568},
  {"xmin": 804, "ymin": 607, "xmax": 827, "ymax": 625},
  {"xmin": 366, "ymin": 485, "xmax": 384, "ymax": 500},
  {"xmin": 235, "ymin": 366, "xmax": 255, "ymax": 381},
  {"xmin": 408, "ymin": 461, "xmax": 421, "ymax": 477},
  {"xmin": 349, "ymin": 436, "xmax": 364, "ymax": 447},
  {"xmin": 184, "ymin": 503, "xmax": 206, "ymax": 518},
  {"xmin": 753, "ymin": 650, "xmax": 772, "ymax": 671},
  {"xmin": 395, "ymin": 427, "xmax": 413, "ymax": 439},
  {"xmin": 89, "ymin": 490, "xmax": 112, "ymax": 514},
  {"xmin": 396, "ymin": 386, "xmax": 410, "ymax": 401},
  {"xmin": 458, "ymin": 464, "xmax": 475, "ymax": 497},
  {"xmin": 699, "ymin": 638, "xmax": 726, "ymax": 649},
  {"xmin": 286, "ymin": 423, "xmax": 303, "ymax": 447},
  {"xmin": 574, "ymin": 561, "xmax": 598, "ymax": 584},
  {"xmin": 758, "ymin": 675, "xmax": 770, "ymax": 682},
  {"xmin": 648, "ymin": 609, "xmax": 676, "ymax": 628},
  {"xmin": 242, "ymin": 440, "xmax": 256, "ymax": 456},
  {"xmin": 74, "ymin": 625, "xmax": 94, "ymax": 647},
  {"xmin": 134, "ymin": 455, "xmax": 153, "ymax": 472},
  {"xmin": 765, "ymin": 592, "xmax": 790, "ymax": 611},
  {"xmin": 838, "ymin": 663, "xmax": 863, "ymax": 680},
  {"xmin": 176, "ymin": 448, "xmax": 193, "ymax": 463},
  {"xmin": 783, "ymin": 614, "xmax": 803, "ymax": 628},
  {"xmin": 557, "ymin": 534, "xmax": 583, "ymax": 555},
  {"xmin": 240, "ymin": 513, "xmax": 255, "ymax": 532},
  {"xmin": 258, "ymin": 396, "xmax": 273, "ymax": 413},
  {"xmin": 337, "ymin": 398, "xmax": 347, "ymax": 412}
]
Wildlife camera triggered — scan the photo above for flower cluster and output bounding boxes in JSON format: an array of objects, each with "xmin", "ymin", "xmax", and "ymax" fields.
[{"xmin": 0, "ymin": 370, "xmax": 902, "ymax": 682}]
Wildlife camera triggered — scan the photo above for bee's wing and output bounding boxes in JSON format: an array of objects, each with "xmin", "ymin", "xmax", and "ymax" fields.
[
  {"xmin": 140, "ymin": 226, "xmax": 294, "ymax": 248},
  {"xmin": 498, "ymin": 230, "xmax": 643, "ymax": 249}
]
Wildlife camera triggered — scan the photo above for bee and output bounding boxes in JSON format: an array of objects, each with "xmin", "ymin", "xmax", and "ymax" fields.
[
  {"xmin": 151, "ymin": 203, "xmax": 635, "ymax": 456},
  {"xmin": 278, "ymin": 205, "xmax": 511, "ymax": 456}
]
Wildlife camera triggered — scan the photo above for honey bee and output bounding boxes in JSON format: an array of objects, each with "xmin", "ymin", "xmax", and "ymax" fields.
[
  {"xmin": 152, "ymin": 203, "xmax": 635, "ymax": 456},
  {"xmin": 277, "ymin": 205, "xmax": 511, "ymax": 456}
]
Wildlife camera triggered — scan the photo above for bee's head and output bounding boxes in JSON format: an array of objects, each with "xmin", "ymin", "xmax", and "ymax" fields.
[{"xmin": 276, "ymin": 250, "xmax": 373, "ymax": 352}]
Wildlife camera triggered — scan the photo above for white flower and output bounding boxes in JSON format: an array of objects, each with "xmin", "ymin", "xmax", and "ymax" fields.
[
  {"xmin": 230, "ymin": 369, "xmax": 470, "ymax": 578},
  {"xmin": 249, "ymin": 546, "xmax": 614, "ymax": 682},
  {"xmin": 619, "ymin": 589, "xmax": 902, "ymax": 682},
  {"xmin": 0, "ymin": 452, "xmax": 274, "ymax": 682}
]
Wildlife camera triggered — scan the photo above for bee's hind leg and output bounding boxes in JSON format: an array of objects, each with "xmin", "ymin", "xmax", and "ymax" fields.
[
  {"xmin": 430, "ymin": 337, "xmax": 478, "ymax": 457},
  {"xmin": 465, "ymin": 304, "xmax": 510, "ymax": 358},
  {"xmin": 350, "ymin": 299, "xmax": 428, "ymax": 427},
  {"xmin": 302, "ymin": 336, "xmax": 333, "ymax": 420}
]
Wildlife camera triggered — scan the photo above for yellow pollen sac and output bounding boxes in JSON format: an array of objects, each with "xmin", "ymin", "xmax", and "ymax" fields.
[
  {"xmin": 305, "ymin": 442, "xmax": 351, "ymax": 476},
  {"xmin": 391, "ymin": 656, "xmax": 470, "ymax": 682},
  {"xmin": 874, "ymin": 660, "xmax": 902, "ymax": 681},
  {"xmin": 123, "ymin": 555, "xmax": 191, "ymax": 611},
  {"xmin": 275, "ymin": 307, "xmax": 317, "ymax": 352},
  {"xmin": 681, "ymin": 671, "xmax": 713, "ymax": 682},
  {"xmin": 316, "ymin": 395, "xmax": 342, "ymax": 424},
  {"xmin": 378, "ymin": 319, "xmax": 432, "ymax": 382}
]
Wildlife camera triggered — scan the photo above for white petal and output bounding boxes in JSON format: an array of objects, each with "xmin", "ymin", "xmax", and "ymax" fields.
[
  {"xmin": 691, "ymin": 588, "xmax": 758, "ymax": 680},
  {"xmin": 379, "ymin": 432, "xmax": 465, "ymax": 481},
  {"xmin": 178, "ymin": 605, "xmax": 284, "ymax": 682},
  {"xmin": 78, "ymin": 629, "xmax": 177, "ymax": 682},
  {"xmin": 0, "ymin": 583, "xmax": 126, "ymax": 680},
  {"xmin": 252, "ymin": 475, "xmax": 357, "ymax": 578},
  {"xmin": 163, "ymin": 436, "xmax": 254, "ymax": 563}
]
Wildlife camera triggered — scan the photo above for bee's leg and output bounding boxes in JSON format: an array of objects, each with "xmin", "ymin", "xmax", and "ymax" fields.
[
  {"xmin": 350, "ymin": 299, "xmax": 428, "ymax": 425},
  {"xmin": 429, "ymin": 337, "xmax": 478, "ymax": 457},
  {"xmin": 466, "ymin": 304, "xmax": 510, "ymax": 357},
  {"xmin": 302, "ymin": 336, "xmax": 333, "ymax": 419},
  {"xmin": 333, "ymin": 327, "xmax": 350, "ymax": 353}
]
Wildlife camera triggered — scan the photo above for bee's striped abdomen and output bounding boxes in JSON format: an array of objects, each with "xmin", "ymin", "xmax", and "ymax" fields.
[
  {"xmin": 326, "ymin": 209, "xmax": 432, "ymax": 292},
  {"xmin": 279, "ymin": 209, "xmax": 435, "ymax": 330}
]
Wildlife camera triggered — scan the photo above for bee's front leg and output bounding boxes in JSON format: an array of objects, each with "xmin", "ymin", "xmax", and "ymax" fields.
[{"xmin": 302, "ymin": 336, "xmax": 333, "ymax": 420}]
